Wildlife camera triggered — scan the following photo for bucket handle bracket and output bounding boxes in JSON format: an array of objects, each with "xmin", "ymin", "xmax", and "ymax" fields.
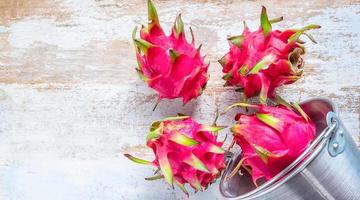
[{"xmin": 326, "ymin": 112, "xmax": 346, "ymax": 157}]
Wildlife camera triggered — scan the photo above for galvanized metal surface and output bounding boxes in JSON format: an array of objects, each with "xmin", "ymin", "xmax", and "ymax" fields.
[
  {"xmin": 0, "ymin": 1, "xmax": 360, "ymax": 199},
  {"xmin": 220, "ymin": 99, "xmax": 360, "ymax": 200}
]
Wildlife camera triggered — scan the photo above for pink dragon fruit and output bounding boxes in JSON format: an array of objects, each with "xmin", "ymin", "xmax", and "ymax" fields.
[
  {"xmin": 133, "ymin": 0, "xmax": 208, "ymax": 106},
  {"xmin": 124, "ymin": 115, "xmax": 226, "ymax": 195},
  {"xmin": 219, "ymin": 6, "xmax": 320, "ymax": 103},
  {"xmin": 225, "ymin": 99, "xmax": 316, "ymax": 186}
]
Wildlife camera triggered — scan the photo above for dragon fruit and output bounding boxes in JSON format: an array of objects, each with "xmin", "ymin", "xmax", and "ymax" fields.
[
  {"xmin": 225, "ymin": 99, "xmax": 316, "ymax": 186},
  {"xmin": 219, "ymin": 6, "xmax": 320, "ymax": 103},
  {"xmin": 133, "ymin": 0, "xmax": 209, "ymax": 106},
  {"xmin": 124, "ymin": 115, "xmax": 226, "ymax": 195}
]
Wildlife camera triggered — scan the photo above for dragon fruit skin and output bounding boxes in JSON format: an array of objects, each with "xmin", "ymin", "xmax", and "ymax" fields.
[
  {"xmin": 229, "ymin": 102, "xmax": 316, "ymax": 186},
  {"xmin": 219, "ymin": 6, "xmax": 320, "ymax": 103},
  {"xmin": 124, "ymin": 116, "xmax": 226, "ymax": 195},
  {"xmin": 133, "ymin": 0, "xmax": 208, "ymax": 105}
]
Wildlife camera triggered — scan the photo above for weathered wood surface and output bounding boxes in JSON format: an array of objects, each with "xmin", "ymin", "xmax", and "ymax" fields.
[{"xmin": 0, "ymin": 0, "xmax": 359, "ymax": 199}]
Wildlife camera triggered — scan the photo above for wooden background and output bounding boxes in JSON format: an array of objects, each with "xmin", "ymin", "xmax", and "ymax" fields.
[{"xmin": 0, "ymin": 0, "xmax": 359, "ymax": 199}]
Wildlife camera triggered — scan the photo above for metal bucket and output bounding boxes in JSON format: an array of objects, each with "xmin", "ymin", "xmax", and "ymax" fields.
[{"xmin": 219, "ymin": 98, "xmax": 360, "ymax": 200}]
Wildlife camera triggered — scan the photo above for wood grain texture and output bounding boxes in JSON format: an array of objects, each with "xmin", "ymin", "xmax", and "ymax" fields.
[{"xmin": 0, "ymin": 0, "xmax": 359, "ymax": 199}]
